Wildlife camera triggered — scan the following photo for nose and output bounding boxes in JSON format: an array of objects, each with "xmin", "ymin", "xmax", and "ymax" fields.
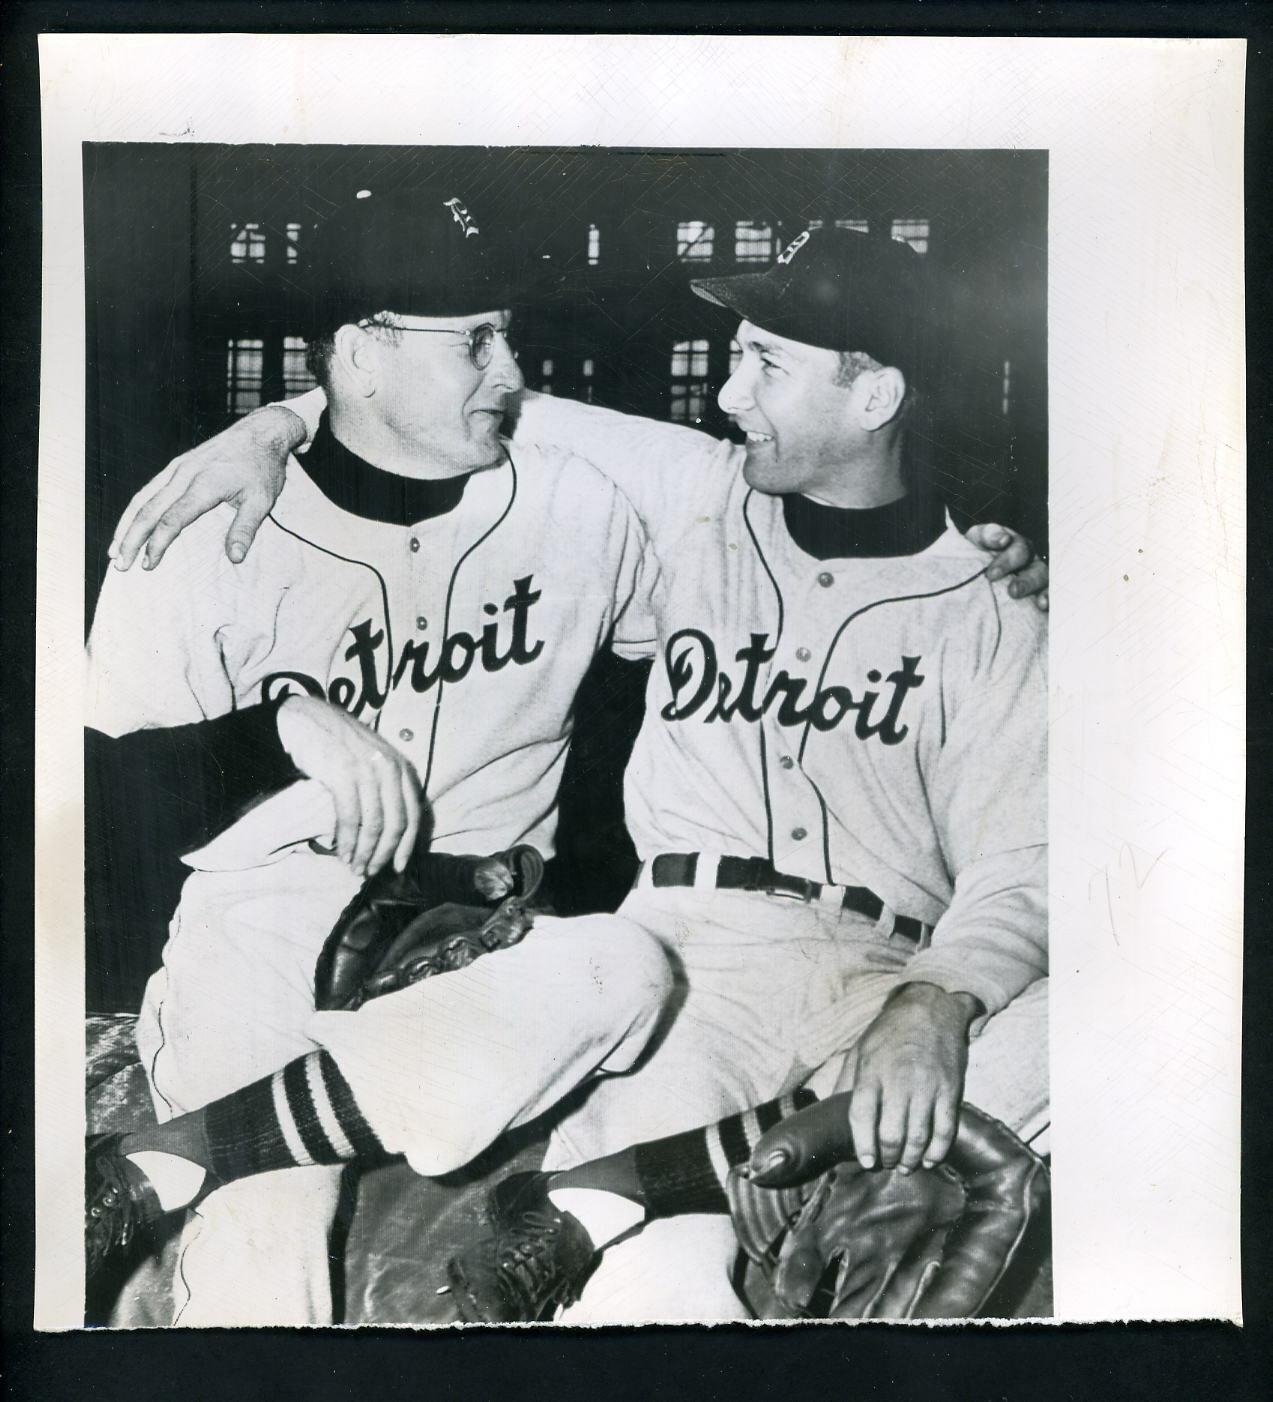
[
  {"xmin": 717, "ymin": 361, "xmax": 751, "ymax": 419},
  {"xmin": 487, "ymin": 330, "xmax": 523, "ymax": 393}
]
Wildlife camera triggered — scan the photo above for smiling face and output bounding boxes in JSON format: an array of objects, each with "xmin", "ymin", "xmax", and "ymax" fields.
[
  {"xmin": 364, "ymin": 309, "xmax": 523, "ymax": 477},
  {"xmin": 717, "ymin": 321, "xmax": 869, "ymax": 502}
]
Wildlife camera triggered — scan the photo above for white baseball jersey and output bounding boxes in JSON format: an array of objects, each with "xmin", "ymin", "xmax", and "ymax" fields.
[
  {"xmin": 87, "ymin": 426, "xmax": 656, "ymax": 861},
  {"xmin": 508, "ymin": 392, "xmax": 1047, "ymax": 1019},
  {"xmin": 276, "ymin": 387, "xmax": 1047, "ymax": 1016}
]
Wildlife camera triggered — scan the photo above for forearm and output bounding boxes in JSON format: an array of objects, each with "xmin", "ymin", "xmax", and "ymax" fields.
[
  {"xmin": 895, "ymin": 847, "xmax": 1047, "ymax": 1016},
  {"xmin": 86, "ymin": 700, "xmax": 302, "ymax": 856}
]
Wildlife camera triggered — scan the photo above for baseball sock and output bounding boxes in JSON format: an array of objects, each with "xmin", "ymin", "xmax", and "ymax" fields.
[
  {"xmin": 118, "ymin": 1050, "xmax": 384, "ymax": 1211},
  {"xmin": 546, "ymin": 1088, "xmax": 818, "ymax": 1249}
]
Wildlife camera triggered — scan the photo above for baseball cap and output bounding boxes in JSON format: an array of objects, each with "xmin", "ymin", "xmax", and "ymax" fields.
[
  {"xmin": 690, "ymin": 226, "xmax": 930, "ymax": 376},
  {"xmin": 304, "ymin": 186, "xmax": 523, "ymax": 332}
]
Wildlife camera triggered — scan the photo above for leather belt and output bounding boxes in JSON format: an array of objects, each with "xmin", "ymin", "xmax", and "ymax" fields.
[{"xmin": 640, "ymin": 853, "xmax": 932, "ymax": 948}]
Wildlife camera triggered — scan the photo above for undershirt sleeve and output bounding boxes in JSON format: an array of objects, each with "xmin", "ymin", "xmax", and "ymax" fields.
[{"xmin": 86, "ymin": 699, "xmax": 302, "ymax": 859}]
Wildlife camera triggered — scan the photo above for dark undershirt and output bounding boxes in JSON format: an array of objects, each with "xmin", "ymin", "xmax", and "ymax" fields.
[
  {"xmin": 781, "ymin": 485, "xmax": 947, "ymax": 560},
  {"xmin": 302, "ymin": 411, "xmax": 469, "ymax": 525}
]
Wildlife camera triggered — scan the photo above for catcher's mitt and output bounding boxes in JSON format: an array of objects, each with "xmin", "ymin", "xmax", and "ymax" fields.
[
  {"xmin": 726, "ymin": 1094, "xmax": 1049, "ymax": 1320},
  {"xmin": 314, "ymin": 845, "xmax": 546, "ymax": 1012}
]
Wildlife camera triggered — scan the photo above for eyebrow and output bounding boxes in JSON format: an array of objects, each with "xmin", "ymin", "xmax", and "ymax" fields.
[{"xmin": 743, "ymin": 333, "xmax": 793, "ymax": 360}]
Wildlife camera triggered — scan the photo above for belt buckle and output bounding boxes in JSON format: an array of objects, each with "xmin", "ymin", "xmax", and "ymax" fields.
[
  {"xmin": 759, "ymin": 861, "xmax": 816, "ymax": 903},
  {"xmin": 736, "ymin": 856, "xmax": 773, "ymax": 894},
  {"xmin": 787, "ymin": 875, "xmax": 817, "ymax": 904}
]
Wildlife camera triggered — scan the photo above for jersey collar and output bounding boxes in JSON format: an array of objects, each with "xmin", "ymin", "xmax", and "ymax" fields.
[
  {"xmin": 300, "ymin": 411, "xmax": 469, "ymax": 526},
  {"xmin": 781, "ymin": 484, "xmax": 947, "ymax": 560}
]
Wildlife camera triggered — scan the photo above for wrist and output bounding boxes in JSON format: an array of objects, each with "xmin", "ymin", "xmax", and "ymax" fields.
[
  {"xmin": 255, "ymin": 404, "xmax": 308, "ymax": 453},
  {"xmin": 887, "ymin": 981, "xmax": 984, "ymax": 1033}
]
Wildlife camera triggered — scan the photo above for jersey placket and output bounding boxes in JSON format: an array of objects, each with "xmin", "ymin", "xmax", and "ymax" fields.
[
  {"xmin": 756, "ymin": 536, "xmax": 841, "ymax": 882},
  {"xmin": 377, "ymin": 508, "xmax": 464, "ymax": 767}
]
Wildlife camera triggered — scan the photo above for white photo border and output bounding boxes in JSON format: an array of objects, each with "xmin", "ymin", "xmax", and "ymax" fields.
[{"xmin": 36, "ymin": 33, "xmax": 1245, "ymax": 1329}]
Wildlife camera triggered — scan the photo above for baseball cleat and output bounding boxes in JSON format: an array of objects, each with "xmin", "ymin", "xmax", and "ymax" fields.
[
  {"xmin": 446, "ymin": 1171, "xmax": 597, "ymax": 1323},
  {"xmin": 85, "ymin": 1135, "xmax": 166, "ymax": 1279}
]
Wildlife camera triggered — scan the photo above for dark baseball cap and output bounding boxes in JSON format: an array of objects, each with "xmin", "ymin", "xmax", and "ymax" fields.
[
  {"xmin": 690, "ymin": 226, "xmax": 930, "ymax": 375},
  {"xmin": 304, "ymin": 186, "xmax": 523, "ymax": 331}
]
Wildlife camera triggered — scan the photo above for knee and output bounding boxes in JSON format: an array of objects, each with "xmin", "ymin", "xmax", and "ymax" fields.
[{"xmin": 575, "ymin": 916, "xmax": 675, "ymax": 1014}]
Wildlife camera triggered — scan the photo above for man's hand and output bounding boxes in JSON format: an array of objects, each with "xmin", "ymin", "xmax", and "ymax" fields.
[
  {"xmin": 837, "ymin": 982, "xmax": 983, "ymax": 1174},
  {"xmin": 110, "ymin": 405, "xmax": 307, "ymax": 572},
  {"xmin": 965, "ymin": 523, "xmax": 1048, "ymax": 612},
  {"xmin": 275, "ymin": 695, "xmax": 424, "ymax": 879}
]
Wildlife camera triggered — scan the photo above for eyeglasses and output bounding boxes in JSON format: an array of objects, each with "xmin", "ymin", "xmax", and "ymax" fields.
[{"xmin": 359, "ymin": 319, "xmax": 515, "ymax": 370}]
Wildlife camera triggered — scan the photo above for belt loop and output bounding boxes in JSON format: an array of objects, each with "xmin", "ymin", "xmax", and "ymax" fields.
[
  {"xmin": 876, "ymin": 897, "xmax": 898, "ymax": 937},
  {"xmin": 694, "ymin": 851, "xmax": 722, "ymax": 892},
  {"xmin": 816, "ymin": 883, "xmax": 843, "ymax": 911}
]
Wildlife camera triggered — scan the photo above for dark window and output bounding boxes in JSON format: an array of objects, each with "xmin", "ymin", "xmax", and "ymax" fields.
[
  {"xmin": 891, "ymin": 218, "xmax": 930, "ymax": 254},
  {"xmin": 671, "ymin": 338, "xmax": 710, "ymax": 378},
  {"xmin": 676, "ymin": 221, "xmax": 714, "ymax": 261},
  {"xmin": 807, "ymin": 218, "xmax": 869, "ymax": 236},
  {"xmin": 230, "ymin": 223, "xmax": 266, "ymax": 264},
  {"xmin": 670, "ymin": 337, "xmax": 711, "ymax": 422},
  {"xmin": 283, "ymin": 337, "xmax": 317, "ymax": 396},
  {"xmin": 226, "ymin": 338, "xmax": 264, "ymax": 415},
  {"xmin": 734, "ymin": 220, "xmax": 775, "ymax": 263},
  {"xmin": 670, "ymin": 385, "xmax": 708, "ymax": 422}
]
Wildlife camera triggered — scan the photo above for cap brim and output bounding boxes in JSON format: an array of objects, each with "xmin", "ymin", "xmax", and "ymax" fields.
[
  {"xmin": 690, "ymin": 272, "xmax": 826, "ymax": 346},
  {"xmin": 690, "ymin": 272, "xmax": 784, "ymax": 324}
]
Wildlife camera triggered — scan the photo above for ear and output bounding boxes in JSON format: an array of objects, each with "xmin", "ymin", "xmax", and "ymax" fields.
[
  {"xmin": 332, "ymin": 323, "xmax": 378, "ymax": 397},
  {"xmin": 856, "ymin": 366, "xmax": 907, "ymax": 431}
]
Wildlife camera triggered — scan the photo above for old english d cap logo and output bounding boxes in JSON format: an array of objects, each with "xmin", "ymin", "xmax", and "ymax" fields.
[
  {"xmin": 305, "ymin": 185, "xmax": 522, "ymax": 329},
  {"xmin": 689, "ymin": 225, "xmax": 928, "ymax": 375}
]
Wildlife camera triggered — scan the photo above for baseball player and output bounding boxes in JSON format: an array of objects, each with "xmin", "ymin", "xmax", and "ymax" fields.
[
  {"xmin": 101, "ymin": 226, "xmax": 1047, "ymax": 1323},
  {"xmin": 85, "ymin": 186, "xmax": 677, "ymax": 1326}
]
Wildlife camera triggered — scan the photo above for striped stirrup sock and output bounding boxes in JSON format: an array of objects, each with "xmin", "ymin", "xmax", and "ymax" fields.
[
  {"xmin": 204, "ymin": 1050, "xmax": 384, "ymax": 1184},
  {"xmin": 631, "ymin": 1088, "xmax": 819, "ymax": 1218}
]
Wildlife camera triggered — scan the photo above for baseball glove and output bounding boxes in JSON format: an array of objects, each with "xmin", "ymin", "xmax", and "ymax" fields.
[
  {"xmin": 314, "ymin": 844, "xmax": 546, "ymax": 1012},
  {"xmin": 726, "ymin": 1094, "xmax": 1049, "ymax": 1320}
]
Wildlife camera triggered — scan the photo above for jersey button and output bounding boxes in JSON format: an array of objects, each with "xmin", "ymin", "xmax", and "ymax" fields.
[
  {"xmin": 816, "ymin": 571, "xmax": 834, "ymax": 588},
  {"xmin": 416, "ymin": 616, "xmax": 428, "ymax": 630},
  {"xmin": 398, "ymin": 728, "xmax": 414, "ymax": 743},
  {"xmin": 409, "ymin": 537, "xmax": 421, "ymax": 553},
  {"xmin": 791, "ymin": 827, "xmax": 808, "ymax": 841},
  {"xmin": 795, "ymin": 646, "xmax": 811, "ymax": 663},
  {"xmin": 779, "ymin": 755, "xmax": 795, "ymax": 770}
]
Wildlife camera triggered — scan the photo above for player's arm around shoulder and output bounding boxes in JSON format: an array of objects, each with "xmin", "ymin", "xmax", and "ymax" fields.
[
  {"xmin": 109, "ymin": 400, "xmax": 310, "ymax": 571},
  {"xmin": 532, "ymin": 445, "xmax": 662, "ymax": 660},
  {"xmin": 509, "ymin": 389, "xmax": 739, "ymax": 538}
]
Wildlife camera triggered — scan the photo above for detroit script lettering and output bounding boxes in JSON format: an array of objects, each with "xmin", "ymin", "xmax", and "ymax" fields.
[
  {"xmin": 259, "ymin": 575, "xmax": 544, "ymax": 716},
  {"xmin": 660, "ymin": 629, "xmax": 924, "ymax": 742}
]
